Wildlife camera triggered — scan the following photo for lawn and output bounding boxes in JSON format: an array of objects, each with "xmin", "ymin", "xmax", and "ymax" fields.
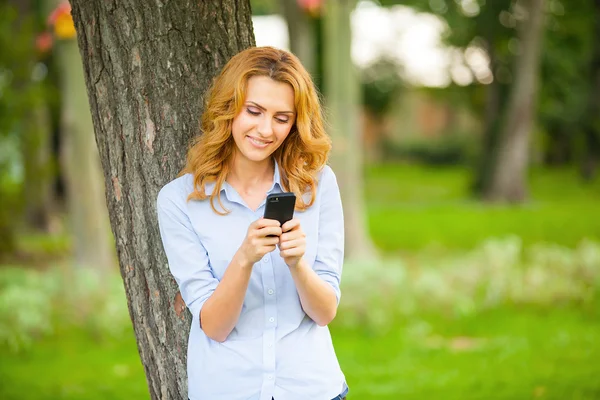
[
  {"xmin": 364, "ymin": 165, "xmax": 600, "ymax": 251},
  {"xmin": 2, "ymin": 302, "xmax": 599, "ymax": 400},
  {"xmin": 333, "ymin": 304, "xmax": 600, "ymax": 399},
  {"xmin": 1, "ymin": 164, "xmax": 599, "ymax": 399}
]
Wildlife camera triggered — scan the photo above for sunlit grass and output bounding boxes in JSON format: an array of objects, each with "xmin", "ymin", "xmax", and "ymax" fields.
[
  {"xmin": 332, "ymin": 304, "xmax": 600, "ymax": 399},
  {"xmin": 365, "ymin": 164, "xmax": 600, "ymax": 251},
  {"xmin": 1, "ymin": 164, "xmax": 599, "ymax": 399},
  {"xmin": 2, "ymin": 301, "xmax": 599, "ymax": 400},
  {"xmin": 0, "ymin": 326, "xmax": 147, "ymax": 400}
]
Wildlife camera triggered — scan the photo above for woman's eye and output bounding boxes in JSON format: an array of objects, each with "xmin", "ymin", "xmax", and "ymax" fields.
[
  {"xmin": 246, "ymin": 108, "xmax": 260, "ymax": 116},
  {"xmin": 275, "ymin": 118, "xmax": 289, "ymax": 124}
]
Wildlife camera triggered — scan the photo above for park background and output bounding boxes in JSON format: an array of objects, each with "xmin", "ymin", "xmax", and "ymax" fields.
[{"xmin": 1, "ymin": 0, "xmax": 599, "ymax": 398}]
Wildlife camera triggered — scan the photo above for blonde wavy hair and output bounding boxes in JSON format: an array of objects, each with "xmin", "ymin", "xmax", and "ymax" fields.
[{"xmin": 181, "ymin": 46, "xmax": 331, "ymax": 214}]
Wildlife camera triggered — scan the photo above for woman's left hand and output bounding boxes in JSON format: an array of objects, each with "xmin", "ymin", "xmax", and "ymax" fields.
[{"xmin": 279, "ymin": 218, "xmax": 306, "ymax": 268}]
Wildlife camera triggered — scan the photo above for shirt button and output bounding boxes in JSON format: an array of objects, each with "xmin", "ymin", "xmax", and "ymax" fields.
[
  {"xmin": 267, "ymin": 374, "xmax": 273, "ymax": 380},
  {"xmin": 268, "ymin": 289, "xmax": 274, "ymax": 295},
  {"xmin": 269, "ymin": 317, "xmax": 275, "ymax": 323},
  {"xmin": 268, "ymin": 343, "xmax": 273, "ymax": 348},
  {"xmin": 263, "ymin": 257, "xmax": 269, "ymax": 263}
]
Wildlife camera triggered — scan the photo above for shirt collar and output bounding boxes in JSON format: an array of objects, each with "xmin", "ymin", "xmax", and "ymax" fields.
[{"xmin": 203, "ymin": 158, "xmax": 284, "ymax": 198}]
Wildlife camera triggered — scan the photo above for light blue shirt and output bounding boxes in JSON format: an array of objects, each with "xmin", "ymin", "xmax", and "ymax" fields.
[{"xmin": 156, "ymin": 162, "xmax": 347, "ymax": 400}]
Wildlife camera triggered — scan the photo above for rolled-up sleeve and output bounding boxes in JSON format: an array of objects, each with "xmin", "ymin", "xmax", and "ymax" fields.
[
  {"xmin": 313, "ymin": 166, "xmax": 345, "ymax": 304},
  {"xmin": 156, "ymin": 186, "xmax": 218, "ymax": 321}
]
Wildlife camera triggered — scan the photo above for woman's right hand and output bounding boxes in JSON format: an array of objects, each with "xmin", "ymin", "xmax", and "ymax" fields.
[{"xmin": 238, "ymin": 218, "xmax": 282, "ymax": 265}]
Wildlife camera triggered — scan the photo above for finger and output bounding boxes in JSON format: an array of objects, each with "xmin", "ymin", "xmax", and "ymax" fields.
[
  {"xmin": 281, "ymin": 218, "xmax": 300, "ymax": 232},
  {"xmin": 280, "ymin": 246, "xmax": 305, "ymax": 258},
  {"xmin": 280, "ymin": 229, "xmax": 305, "ymax": 243},
  {"xmin": 253, "ymin": 218, "xmax": 281, "ymax": 229},
  {"xmin": 257, "ymin": 236, "xmax": 281, "ymax": 246},
  {"xmin": 257, "ymin": 226, "xmax": 283, "ymax": 238},
  {"xmin": 279, "ymin": 238, "xmax": 305, "ymax": 251},
  {"xmin": 262, "ymin": 244, "xmax": 278, "ymax": 254}
]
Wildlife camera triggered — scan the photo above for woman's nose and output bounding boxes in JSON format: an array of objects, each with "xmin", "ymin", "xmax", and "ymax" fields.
[{"xmin": 257, "ymin": 116, "xmax": 273, "ymax": 137}]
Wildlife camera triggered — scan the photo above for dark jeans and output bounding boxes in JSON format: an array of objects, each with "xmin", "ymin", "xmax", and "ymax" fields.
[
  {"xmin": 273, "ymin": 391, "xmax": 347, "ymax": 400},
  {"xmin": 190, "ymin": 396, "xmax": 346, "ymax": 400},
  {"xmin": 273, "ymin": 398, "xmax": 345, "ymax": 400}
]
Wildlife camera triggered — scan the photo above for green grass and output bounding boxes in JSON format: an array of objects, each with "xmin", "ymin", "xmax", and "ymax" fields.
[
  {"xmin": 332, "ymin": 303, "xmax": 600, "ymax": 399},
  {"xmin": 0, "ymin": 326, "xmax": 148, "ymax": 400},
  {"xmin": 365, "ymin": 165, "xmax": 600, "ymax": 251},
  {"xmin": 2, "ymin": 304, "xmax": 599, "ymax": 399},
  {"xmin": 1, "ymin": 164, "xmax": 599, "ymax": 399}
]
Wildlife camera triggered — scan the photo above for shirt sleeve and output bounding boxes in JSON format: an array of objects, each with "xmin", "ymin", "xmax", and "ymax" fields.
[
  {"xmin": 313, "ymin": 166, "xmax": 345, "ymax": 304},
  {"xmin": 156, "ymin": 185, "xmax": 218, "ymax": 322}
]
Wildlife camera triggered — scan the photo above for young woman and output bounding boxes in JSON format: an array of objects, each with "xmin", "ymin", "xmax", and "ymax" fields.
[{"xmin": 157, "ymin": 46, "xmax": 348, "ymax": 400}]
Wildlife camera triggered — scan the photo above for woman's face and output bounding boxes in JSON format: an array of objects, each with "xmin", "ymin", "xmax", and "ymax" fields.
[{"xmin": 231, "ymin": 75, "xmax": 296, "ymax": 165}]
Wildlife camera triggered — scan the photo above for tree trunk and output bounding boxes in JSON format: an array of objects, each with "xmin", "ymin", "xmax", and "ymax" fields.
[
  {"xmin": 484, "ymin": 0, "xmax": 546, "ymax": 202},
  {"xmin": 281, "ymin": 0, "xmax": 317, "ymax": 77},
  {"xmin": 54, "ymin": 36, "xmax": 116, "ymax": 272},
  {"xmin": 323, "ymin": 0, "xmax": 376, "ymax": 260},
  {"xmin": 472, "ymin": 1, "xmax": 511, "ymax": 196},
  {"xmin": 22, "ymin": 104, "xmax": 54, "ymax": 232},
  {"xmin": 68, "ymin": 1, "xmax": 255, "ymax": 398},
  {"xmin": 581, "ymin": 0, "xmax": 600, "ymax": 181}
]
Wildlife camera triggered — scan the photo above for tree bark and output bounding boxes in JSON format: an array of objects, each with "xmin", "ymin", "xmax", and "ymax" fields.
[
  {"xmin": 485, "ymin": 0, "xmax": 546, "ymax": 202},
  {"xmin": 68, "ymin": 1, "xmax": 255, "ymax": 398},
  {"xmin": 323, "ymin": 0, "xmax": 376, "ymax": 260}
]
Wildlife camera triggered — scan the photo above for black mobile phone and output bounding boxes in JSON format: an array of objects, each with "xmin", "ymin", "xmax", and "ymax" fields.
[{"xmin": 264, "ymin": 192, "xmax": 296, "ymax": 228}]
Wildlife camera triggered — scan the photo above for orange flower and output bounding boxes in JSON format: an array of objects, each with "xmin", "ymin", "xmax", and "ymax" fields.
[{"xmin": 48, "ymin": 2, "xmax": 76, "ymax": 40}]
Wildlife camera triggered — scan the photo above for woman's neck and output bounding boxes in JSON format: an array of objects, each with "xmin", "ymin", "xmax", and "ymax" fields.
[{"xmin": 227, "ymin": 156, "xmax": 274, "ymax": 195}]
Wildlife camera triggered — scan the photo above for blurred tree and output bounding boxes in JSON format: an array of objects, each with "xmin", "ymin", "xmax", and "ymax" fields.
[
  {"xmin": 360, "ymin": 57, "xmax": 405, "ymax": 161},
  {"xmin": 485, "ymin": 0, "xmax": 546, "ymax": 202},
  {"xmin": 380, "ymin": 0, "xmax": 518, "ymax": 194},
  {"xmin": 384, "ymin": 0, "xmax": 600, "ymax": 192},
  {"xmin": 47, "ymin": 1, "xmax": 115, "ymax": 271},
  {"xmin": 68, "ymin": 0, "xmax": 254, "ymax": 397},
  {"xmin": 281, "ymin": 0, "xmax": 318, "ymax": 77},
  {"xmin": 579, "ymin": 0, "xmax": 600, "ymax": 180},
  {"xmin": 0, "ymin": 3, "xmax": 49, "ymax": 253},
  {"xmin": 251, "ymin": 0, "xmax": 279, "ymax": 15},
  {"xmin": 538, "ymin": 0, "xmax": 594, "ymax": 166},
  {"xmin": 17, "ymin": 0, "xmax": 56, "ymax": 233},
  {"xmin": 275, "ymin": 0, "xmax": 374, "ymax": 258},
  {"xmin": 382, "ymin": 0, "xmax": 555, "ymax": 201},
  {"xmin": 324, "ymin": 0, "xmax": 376, "ymax": 259}
]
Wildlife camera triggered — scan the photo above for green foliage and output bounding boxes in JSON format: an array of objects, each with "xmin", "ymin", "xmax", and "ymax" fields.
[
  {"xmin": 0, "ymin": 267, "xmax": 57, "ymax": 351},
  {"xmin": 0, "ymin": 4, "xmax": 50, "ymax": 250},
  {"xmin": 539, "ymin": 0, "xmax": 597, "ymax": 164},
  {"xmin": 0, "ymin": 265, "xmax": 130, "ymax": 353},
  {"xmin": 380, "ymin": 0, "xmax": 600, "ymax": 171},
  {"xmin": 339, "ymin": 238, "xmax": 600, "ymax": 331},
  {"xmin": 250, "ymin": 0, "xmax": 280, "ymax": 15},
  {"xmin": 360, "ymin": 58, "xmax": 405, "ymax": 117},
  {"xmin": 380, "ymin": 134, "xmax": 476, "ymax": 165}
]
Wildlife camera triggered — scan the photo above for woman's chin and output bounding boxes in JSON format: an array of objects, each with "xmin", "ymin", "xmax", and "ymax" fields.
[{"xmin": 239, "ymin": 147, "xmax": 275, "ymax": 163}]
